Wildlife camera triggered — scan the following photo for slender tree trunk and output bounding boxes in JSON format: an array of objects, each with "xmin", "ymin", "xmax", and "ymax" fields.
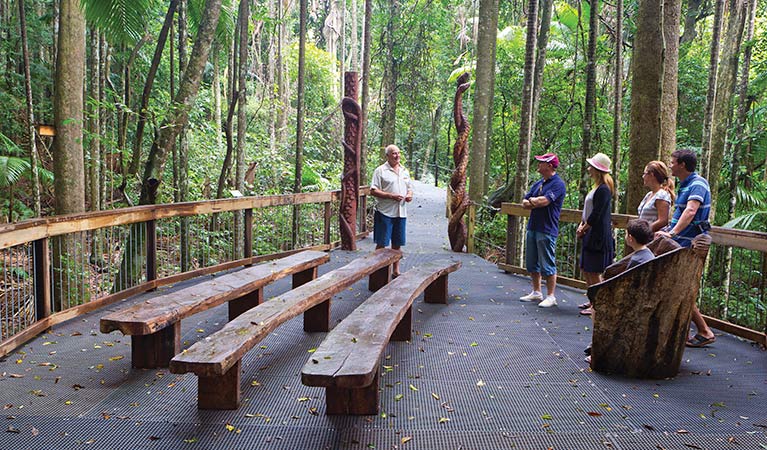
[
  {"xmin": 360, "ymin": 0, "xmax": 373, "ymax": 184},
  {"xmin": 276, "ymin": 0, "xmax": 290, "ymax": 145},
  {"xmin": 236, "ymin": 0, "xmax": 249, "ymax": 193},
  {"xmin": 423, "ymin": 104, "xmax": 442, "ymax": 179},
  {"xmin": 508, "ymin": 0, "xmax": 538, "ymax": 264},
  {"xmin": 351, "ymin": 0, "xmax": 358, "ymax": 71},
  {"xmin": 626, "ymin": 0, "xmax": 664, "ymax": 213},
  {"xmin": 129, "ymin": 0, "xmax": 180, "ymax": 176},
  {"xmin": 293, "ymin": 0, "xmax": 307, "ymax": 247},
  {"xmin": 19, "ymin": 0, "xmax": 41, "ymax": 216},
  {"xmin": 178, "ymin": 0, "xmax": 190, "ymax": 270},
  {"xmin": 530, "ymin": 0, "xmax": 554, "ymax": 143},
  {"xmin": 379, "ymin": 0, "xmax": 400, "ymax": 152},
  {"xmin": 700, "ymin": 0, "xmax": 725, "ymax": 179},
  {"xmin": 707, "ymin": 0, "xmax": 747, "ymax": 219},
  {"xmin": 612, "ymin": 0, "xmax": 623, "ymax": 212},
  {"xmin": 469, "ymin": 0, "xmax": 499, "ymax": 205},
  {"xmin": 139, "ymin": 0, "xmax": 223, "ymax": 204},
  {"xmin": 339, "ymin": 0, "xmax": 346, "ymax": 98},
  {"xmin": 660, "ymin": 0, "xmax": 682, "ymax": 161},
  {"xmin": 581, "ymin": 0, "xmax": 599, "ymax": 192},
  {"xmin": 681, "ymin": 0, "xmax": 705, "ymax": 44},
  {"xmin": 87, "ymin": 28, "xmax": 101, "ymax": 211}
]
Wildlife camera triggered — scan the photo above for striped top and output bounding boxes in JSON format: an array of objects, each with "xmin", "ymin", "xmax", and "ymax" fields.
[{"xmin": 670, "ymin": 172, "xmax": 711, "ymax": 248}]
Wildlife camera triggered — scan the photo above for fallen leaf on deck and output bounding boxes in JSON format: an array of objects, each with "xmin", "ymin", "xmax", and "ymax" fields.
[
  {"xmin": 431, "ymin": 392, "xmax": 440, "ymax": 400},
  {"xmin": 586, "ymin": 411, "xmax": 602, "ymax": 417},
  {"xmin": 438, "ymin": 417, "xmax": 450, "ymax": 424},
  {"xmin": 401, "ymin": 436, "xmax": 412, "ymax": 444},
  {"xmin": 541, "ymin": 414, "xmax": 553, "ymax": 420}
]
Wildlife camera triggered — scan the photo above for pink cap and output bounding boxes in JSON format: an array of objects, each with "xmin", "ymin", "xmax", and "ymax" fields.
[{"xmin": 534, "ymin": 153, "xmax": 560, "ymax": 169}]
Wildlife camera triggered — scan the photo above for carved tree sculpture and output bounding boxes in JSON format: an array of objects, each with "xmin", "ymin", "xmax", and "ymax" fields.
[
  {"xmin": 448, "ymin": 72, "xmax": 471, "ymax": 252},
  {"xmin": 340, "ymin": 72, "xmax": 361, "ymax": 250}
]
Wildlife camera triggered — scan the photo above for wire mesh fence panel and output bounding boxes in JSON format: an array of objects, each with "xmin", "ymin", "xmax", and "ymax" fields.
[
  {"xmin": 0, "ymin": 244, "xmax": 35, "ymax": 341},
  {"xmin": 700, "ymin": 244, "xmax": 767, "ymax": 332}
]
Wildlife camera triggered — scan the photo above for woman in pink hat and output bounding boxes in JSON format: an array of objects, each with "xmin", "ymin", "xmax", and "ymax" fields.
[{"xmin": 576, "ymin": 153, "xmax": 615, "ymax": 315}]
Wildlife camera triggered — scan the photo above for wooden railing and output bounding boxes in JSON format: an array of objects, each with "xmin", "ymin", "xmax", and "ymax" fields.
[
  {"xmin": 499, "ymin": 202, "xmax": 767, "ymax": 347},
  {"xmin": 0, "ymin": 188, "xmax": 370, "ymax": 356}
]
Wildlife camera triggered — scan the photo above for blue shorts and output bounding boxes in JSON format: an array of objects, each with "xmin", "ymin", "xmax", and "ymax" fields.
[
  {"xmin": 374, "ymin": 211, "xmax": 406, "ymax": 247},
  {"xmin": 525, "ymin": 230, "xmax": 557, "ymax": 276}
]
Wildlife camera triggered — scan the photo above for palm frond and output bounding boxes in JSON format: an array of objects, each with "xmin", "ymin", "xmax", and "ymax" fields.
[
  {"xmin": 187, "ymin": 0, "xmax": 237, "ymax": 44},
  {"xmin": 0, "ymin": 156, "xmax": 32, "ymax": 188},
  {"xmin": 722, "ymin": 211, "xmax": 767, "ymax": 230},
  {"xmin": 82, "ymin": 0, "xmax": 157, "ymax": 45}
]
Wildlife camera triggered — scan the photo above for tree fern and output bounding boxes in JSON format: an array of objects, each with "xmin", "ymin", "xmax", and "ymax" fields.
[{"xmin": 81, "ymin": 0, "xmax": 158, "ymax": 45}]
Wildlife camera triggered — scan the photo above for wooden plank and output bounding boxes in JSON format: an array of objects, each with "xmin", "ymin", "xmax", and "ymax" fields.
[
  {"xmin": 500, "ymin": 203, "xmax": 637, "ymax": 228},
  {"xmin": 497, "ymin": 263, "xmax": 588, "ymax": 290},
  {"xmin": 100, "ymin": 250, "xmax": 329, "ymax": 336},
  {"xmin": 33, "ymin": 238, "xmax": 51, "ymax": 321},
  {"xmin": 703, "ymin": 315, "xmax": 767, "ymax": 347},
  {"xmin": 301, "ymin": 260, "xmax": 461, "ymax": 390},
  {"xmin": 169, "ymin": 249, "xmax": 402, "ymax": 378}
]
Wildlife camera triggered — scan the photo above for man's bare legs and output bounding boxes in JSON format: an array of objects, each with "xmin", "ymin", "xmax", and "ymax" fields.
[{"xmin": 531, "ymin": 272, "xmax": 557, "ymax": 297}]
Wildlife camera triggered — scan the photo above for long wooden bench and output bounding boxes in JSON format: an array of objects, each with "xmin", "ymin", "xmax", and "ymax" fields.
[
  {"xmin": 301, "ymin": 259, "xmax": 461, "ymax": 415},
  {"xmin": 168, "ymin": 248, "xmax": 401, "ymax": 410},
  {"xmin": 100, "ymin": 250, "xmax": 330, "ymax": 369}
]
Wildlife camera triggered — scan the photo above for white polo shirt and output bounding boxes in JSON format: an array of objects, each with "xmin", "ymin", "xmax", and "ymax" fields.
[{"xmin": 371, "ymin": 161, "xmax": 413, "ymax": 218}]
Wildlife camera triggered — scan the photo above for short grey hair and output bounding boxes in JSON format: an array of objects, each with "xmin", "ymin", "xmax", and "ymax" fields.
[{"xmin": 385, "ymin": 144, "xmax": 400, "ymax": 156}]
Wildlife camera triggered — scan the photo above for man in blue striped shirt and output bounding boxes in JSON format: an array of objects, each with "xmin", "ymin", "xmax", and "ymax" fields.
[{"xmin": 658, "ymin": 149, "xmax": 715, "ymax": 348}]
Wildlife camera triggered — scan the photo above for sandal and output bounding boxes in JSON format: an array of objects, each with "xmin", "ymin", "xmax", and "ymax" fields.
[
  {"xmin": 392, "ymin": 273, "xmax": 400, "ymax": 279},
  {"xmin": 686, "ymin": 333, "xmax": 715, "ymax": 348},
  {"xmin": 579, "ymin": 307, "xmax": 593, "ymax": 316},
  {"xmin": 578, "ymin": 302, "xmax": 591, "ymax": 309}
]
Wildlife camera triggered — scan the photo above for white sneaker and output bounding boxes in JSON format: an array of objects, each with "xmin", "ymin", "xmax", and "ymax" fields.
[
  {"xmin": 519, "ymin": 291, "xmax": 543, "ymax": 302},
  {"xmin": 538, "ymin": 295, "xmax": 557, "ymax": 308}
]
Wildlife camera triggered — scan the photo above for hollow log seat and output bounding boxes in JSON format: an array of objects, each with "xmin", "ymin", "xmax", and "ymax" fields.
[
  {"xmin": 301, "ymin": 259, "xmax": 461, "ymax": 415},
  {"xmin": 100, "ymin": 250, "xmax": 330, "ymax": 369},
  {"xmin": 168, "ymin": 249, "xmax": 401, "ymax": 410},
  {"xmin": 588, "ymin": 234, "xmax": 712, "ymax": 379}
]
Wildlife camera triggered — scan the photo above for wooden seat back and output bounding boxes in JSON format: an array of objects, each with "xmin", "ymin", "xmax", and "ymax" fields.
[{"xmin": 588, "ymin": 235, "xmax": 711, "ymax": 378}]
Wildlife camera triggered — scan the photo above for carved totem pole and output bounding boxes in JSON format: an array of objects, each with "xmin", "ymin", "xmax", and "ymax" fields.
[
  {"xmin": 340, "ymin": 72, "xmax": 361, "ymax": 250},
  {"xmin": 448, "ymin": 72, "xmax": 471, "ymax": 252}
]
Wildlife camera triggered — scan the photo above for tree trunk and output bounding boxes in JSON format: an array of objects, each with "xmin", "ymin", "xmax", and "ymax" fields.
[
  {"xmin": 379, "ymin": 0, "xmax": 400, "ymax": 152},
  {"xmin": 468, "ymin": 0, "xmax": 499, "ymax": 206},
  {"xmin": 611, "ymin": 0, "xmax": 623, "ymax": 212},
  {"xmin": 707, "ymin": 0, "xmax": 747, "ymax": 219},
  {"xmin": 530, "ymin": 0, "xmax": 554, "ymax": 144},
  {"xmin": 722, "ymin": 0, "xmax": 756, "ymax": 306},
  {"xmin": 360, "ymin": 0, "xmax": 373, "ymax": 184},
  {"xmin": 626, "ymin": 0, "xmax": 664, "ymax": 213},
  {"xmin": 178, "ymin": 0, "xmax": 191, "ymax": 270},
  {"xmin": 235, "ymin": 0, "xmax": 249, "ymax": 257},
  {"xmin": 139, "ymin": 0, "xmax": 224, "ymax": 205},
  {"xmin": 276, "ymin": 0, "xmax": 290, "ymax": 145},
  {"xmin": 423, "ymin": 104, "xmax": 442, "ymax": 179},
  {"xmin": 18, "ymin": 0, "xmax": 41, "ymax": 217},
  {"xmin": 680, "ymin": 0, "xmax": 703, "ymax": 44},
  {"xmin": 581, "ymin": 0, "xmax": 599, "ymax": 176},
  {"xmin": 508, "ymin": 0, "xmax": 538, "ymax": 265},
  {"xmin": 660, "ymin": 0, "xmax": 682, "ymax": 162},
  {"xmin": 87, "ymin": 28, "xmax": 101, "ymax": 212},
  {"xmin": 293, "ymin": 0, "xmax": 307, "ymax": 247},
  {"xmin": 700, "ymin": 0, "xmax": 725, "ymax": 179},
  {"xmin": 53, "ymin": 0, "xmax": 86, "ymax": 311},
  {"xmin": 129, "ymin": 0, "xmax": 180, "ymax": 177}
]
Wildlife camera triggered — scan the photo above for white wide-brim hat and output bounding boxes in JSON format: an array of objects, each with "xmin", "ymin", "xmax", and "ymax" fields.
[{"xmin": 586, "ymin": 153, "xmax": 612, "ymax": 173}]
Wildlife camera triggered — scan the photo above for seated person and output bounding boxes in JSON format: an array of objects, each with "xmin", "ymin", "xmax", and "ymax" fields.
[{"xmin": 625, "ymin": 219, "xmax": 655, "ymax": 270}]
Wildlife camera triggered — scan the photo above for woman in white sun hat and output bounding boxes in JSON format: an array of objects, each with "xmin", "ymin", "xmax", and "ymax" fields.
[{"xmin": 576, "ymin": 153, "xmax": 615, "ymax": 316}]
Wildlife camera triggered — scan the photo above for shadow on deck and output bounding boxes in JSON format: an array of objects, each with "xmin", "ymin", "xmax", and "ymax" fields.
[{"xmin": 1, "ymin": 181, "xmax": 765, "ymax": 450}]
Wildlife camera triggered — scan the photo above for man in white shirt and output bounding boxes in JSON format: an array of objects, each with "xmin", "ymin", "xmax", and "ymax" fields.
[{"xmin": 370, "ymin": 144, "xmax": 414, "ymax": 277}]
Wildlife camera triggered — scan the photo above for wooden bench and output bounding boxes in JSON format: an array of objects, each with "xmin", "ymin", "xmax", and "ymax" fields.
[
  {"xmin": 588, "ymin": 234, "xmax": 711, "ymax": 378},
  {"xmin": 100, "ymin": 250, "xmax": 329, "ymax": 369},
  {"xmin": 301, "ymin": 259, "xmax": 461, "ymax": 415},
  {"xmin": 168, "ymin": 248, "xmax": 401, "ymax": 410}
]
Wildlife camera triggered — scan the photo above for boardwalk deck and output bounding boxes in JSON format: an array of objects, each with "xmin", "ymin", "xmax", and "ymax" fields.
[{"xmin": 0, "ymin": 180, "xmax": 765, "ymax": 450}]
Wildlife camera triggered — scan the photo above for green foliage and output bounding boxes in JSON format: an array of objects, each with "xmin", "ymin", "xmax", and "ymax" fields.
[{"xmin": 82, "ymin": 0, "xmax": 159, "ymax": 45}]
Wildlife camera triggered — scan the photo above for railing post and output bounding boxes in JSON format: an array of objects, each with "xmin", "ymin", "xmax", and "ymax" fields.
[
  {"xmin": 324, "ymin": 201, "xmax": 332, "ymax": 245},
  {"xmin": 244, "ymin": 209, "xmax": 253, "ymax": 265},
  {"xmin": 360, "ymin": 195, "xmax": 367, "ymax": 233},
  {"xmin": 33, "ymin": 237, "xmax": 51, "ymax": 322},
  {"xmin": 467, "ymin": 204, "xmax": 476, "ymax": 254},
  {"xmin": 146, "ymin": 220, "xmax": 157, "ymax": 286}
]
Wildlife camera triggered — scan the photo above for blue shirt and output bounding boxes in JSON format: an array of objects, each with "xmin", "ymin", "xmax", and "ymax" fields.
[
  {"xmin": 670, "ymin": 172, "xmax": 711, "ymax": 248},
  {"xmin": 524, "ymin": 174, "xmax": 566, "ymax": 237}
]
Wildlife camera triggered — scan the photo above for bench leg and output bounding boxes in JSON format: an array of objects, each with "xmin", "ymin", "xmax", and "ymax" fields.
[
  {"xmin": 325, "ymin": 371, "xmax": 379, "ymax": 415},
  {"xmin": 424, "ymin": 274, "xmax": 449, "ymax": 304},
  {"xmin": 368, "ymin": 265, "xmax": 391, "ymax": 291},
  {"xmin": 293, "ymin": 267, "xmax": 318, "ymax": 288},
  {"xmin": 131, "ymin": 322, "xmax": 180, "ymax": 369},
  {"xmin": 304, "ymin": 299, "xmax": 331, "ymax": 332},
  {"xmin": 391, "ymin": 306, "xmax": 412, "ymax": 341},
  {"xmin": 198, "ymin": 360, "xmax": 241, "ymax": 410},
  {"xmin": 228, "ymin": 289, "xmax": 263, "ymax": 320}
]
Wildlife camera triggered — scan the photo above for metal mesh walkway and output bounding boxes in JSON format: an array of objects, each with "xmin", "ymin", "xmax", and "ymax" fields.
[{"xmin": 1, "ymin": 181, "xmax": 765, "ymax": 450}]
